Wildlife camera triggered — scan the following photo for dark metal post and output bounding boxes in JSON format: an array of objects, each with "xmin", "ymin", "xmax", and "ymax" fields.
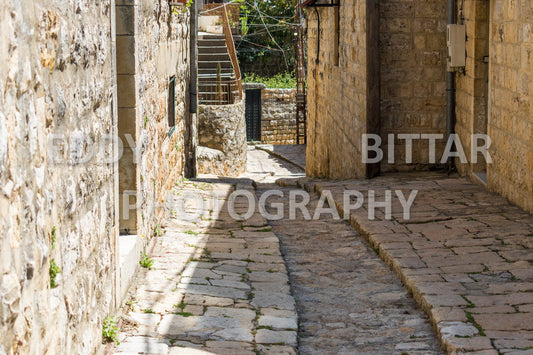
[
  {"xmin": 185, "ymin": 0, "xmax": 198, "ymax": 178},
  {"xmin": 446, "ymin": 0, "xmax": 456, "ymax": 172}
]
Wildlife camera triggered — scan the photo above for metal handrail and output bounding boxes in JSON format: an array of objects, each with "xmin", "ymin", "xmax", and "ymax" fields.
[
  {"xmin": 221, "ymin": 3, "xmax": 242, "ymax": 100},
  {"xmin": 199, "ymin": 78, "xmax": 240, "ymax": 105}
]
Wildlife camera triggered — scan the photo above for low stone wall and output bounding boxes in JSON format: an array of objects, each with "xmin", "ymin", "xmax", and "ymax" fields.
[
  {"xmin": 198, "ymin": 100, "xmax": 247, "ymax": 176},
  {"xmin": 261, "ymin": 88, "xmax": 297, "ymax": 145}
]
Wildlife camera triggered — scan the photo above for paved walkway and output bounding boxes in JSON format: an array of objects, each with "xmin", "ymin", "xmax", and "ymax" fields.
[
  {"xmin": 114, "ymin": 145, "xmax": 533, "ymax": 354},
  {"xmin": 113, "ymin": 148, "xmax": 445, "ymax": 354},
  {"xmin": 256, "ymin": 181, "xmax": 442, "ymax": 354},
  {"xmin": 254, "ymin": 144, "xmax": 306, "ymax": 171},
  {"xmin": 114, "ymin": 176, "xmax": 298, "ymax": 355},
  {"xmin": 299, "ymin": 173, "xmax": 533, "ymax": 354}
]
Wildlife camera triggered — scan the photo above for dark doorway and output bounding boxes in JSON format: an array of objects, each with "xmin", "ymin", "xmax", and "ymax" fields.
[{"xmin": 245, "ymin": 88, "xmax": 261, "ymax": 141}]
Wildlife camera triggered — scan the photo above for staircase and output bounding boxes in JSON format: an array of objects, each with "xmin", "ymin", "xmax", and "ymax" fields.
[{"xmin": 198, "ymin": 33, "xmax": 241, "ymax": 105}]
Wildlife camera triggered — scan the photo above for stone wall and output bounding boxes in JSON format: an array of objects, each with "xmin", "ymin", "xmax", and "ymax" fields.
[
  {"xmin": 455, "ymin": 0, "xmax": 490, "ymax": 178},
  {"xmin": 261, "ymin": 89, "xmax": 297, "ymax": 145},
  {"xmin": 198, "ymin": 100, "xmax": 247, "ymax": 176},
  {"xmin": 305, "ymin": 0, "xmax": 379, "ymax": 179},
  {"xmin": 133, "ymin": 0, "xmax": 190, "ymax": 241},
  {"xmin": 454, "ymin": 0, "xmax": 533, "ymax": 213},
  {"xmin": 379, "ymin": 0, "xmax": 448, "ymax": 171},
  {"xmin": 0, "ymin": 0, "xmax": 191, "ymax": 353},
  {"xmin": 486, "ymin": 0, "xmax": 532, "ymax": 212},
  {"xmin": 240, "ymin": 53, "xmax": 289, "ymax": 77},
  {"xmin": 305, "ymin": 0, "xmax": 533, "ymax": 213},
  {"xmin": 0, "ymin": 2, "xmax": 117, "ymax": 354}
]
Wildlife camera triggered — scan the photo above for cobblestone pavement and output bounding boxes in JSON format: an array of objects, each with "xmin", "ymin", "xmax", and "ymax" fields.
[
  {"xmin": 299, "ymin": 173, "xmax": 533, "ymax": 354},
  {"xmin": 254, "ymin": 144, "xmax": 307, "ymax": 171},
  {"xmin": 256, "ymin": 180, "xmax": 443, "ymax": 354},
  {"xmin": 113, "ymin": 148, "xmax": 445, "ymax": 354},
  {"xmin": 114, "ymin": 177, "xmax": 298, "ymax": 355}
]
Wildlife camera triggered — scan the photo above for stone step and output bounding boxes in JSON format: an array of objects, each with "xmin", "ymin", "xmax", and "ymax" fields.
[
  {"xmin": 199, "ymin": 68, "xmax": 234, "ymax": 75},
  {"xmin": 198, "ymin": 60, "xmax": 233, "ymax": 69},
  {"xmin": 198, "ymin": 45, "xmax": 229, "ymax": 54},
  {"xmin": 198, "ymin": 39, "xmax": 227, "ymax": 47},
  {"xmin": 198, "ymin": 33, "xmax": 225, "ymax": 40},
  {"xmin": 198, "ymin": 53, "xmax": 231, "ymax": 62}
]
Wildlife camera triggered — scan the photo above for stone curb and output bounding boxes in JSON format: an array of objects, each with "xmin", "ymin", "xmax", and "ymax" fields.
[
  {"xmin": 253, "ymin": 146, "xmax": 306, "ymax": 171},
  {"xmin": 294, "ymin": 177, "xmax": 500, "ymax": 354}
]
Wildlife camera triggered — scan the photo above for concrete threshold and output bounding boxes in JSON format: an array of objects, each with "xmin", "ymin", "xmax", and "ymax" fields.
[{"xmin": 118, "ymin": 234, "xmax": 141, "ymax": 303}]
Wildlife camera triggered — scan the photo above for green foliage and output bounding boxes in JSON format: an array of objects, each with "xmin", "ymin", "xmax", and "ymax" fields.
[
  {"xmin": 154, "ymin": 224, "xmax": 163, "ymax": 237},
  {"xmin": 175, "ymin": 311, "xmax": 193, "ymax": 317},
  {"xmin": 51, "ymin": 226, "xmax": 57, "ymax": 249},
  {"xmin": 49, "ymin": 259, "xmax": 60, "ymax": 288},
  {"xmin": 102, "ymin": 317, "xmax": 120, "ymax": 344},
  {"xmin": 139, "ymin": 253, "xmax": 154, "ymax": 270},
  {"xmin": 243, "ymin": 72, "xmax": 296, "ymax": 88},
  {"xmin": 235, "ymin": 0, "xmax": 296, "ymax": 72}
]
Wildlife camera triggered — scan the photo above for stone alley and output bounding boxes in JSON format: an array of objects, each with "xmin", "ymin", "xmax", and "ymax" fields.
[
  {"xmin": 113, "ymin": 146, "xmax": 533, "ymax": 354},
  {"xmin": 112, "ymin": 148, "xmax": 443, "ymax": 355},
  {"xmin": 2, "ymin": 0, "xmax": 533, "ymax": 354}
]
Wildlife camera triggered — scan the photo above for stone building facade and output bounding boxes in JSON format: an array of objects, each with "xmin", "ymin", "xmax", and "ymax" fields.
[
  {"xmin": 455, "ymin": 0, "xmax": 533, "ymax": 213},
  {"xmin": 305, "ymin": 0, "xmax": 533, "ymax": 213},
  {"xmin": 0, "ymin": 0, "xmax": 191, "ymax": 353}
]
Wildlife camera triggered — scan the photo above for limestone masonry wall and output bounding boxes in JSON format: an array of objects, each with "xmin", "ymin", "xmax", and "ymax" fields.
[
  {"xmin": 261, "ymin": 89, "xmax": 297, "ymax": 145},
  {"xmin": 134, "ymin": 0, "xmax": 190, "ymax": 241},
  {"xmin": 455, "ymin": 0, "xmax": 490, "ymax": 178},
  {"xmin": 305, "ymin": 0, "xmax": 532, "ymax": 213},
  {"xmin": 0, "ymin": 2, "xmax": 117, "ymax": 354},
  {"xmin": 486, "ymin": 0, "xmax": 533, "ymax": 212},
  {"xmin": 379, "ymin": 0, "xmax": 447, "ymax": 171},
  {"xmin": 198, "ymin": 101, "xmax": 247, "ymax": 176},
  {"xmin": 454, "ymin": 0, "xmax": 533, "ymax": 213},
  {"xmin": 306, "ymin": 0, "xmax": 374, "ymax": 179},
  {"xmin": 0, "ymin": 0, "xmax": 191, "ymax": 353}
]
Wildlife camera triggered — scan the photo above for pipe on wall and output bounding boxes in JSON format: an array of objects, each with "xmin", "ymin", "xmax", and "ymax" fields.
[
  {"xmin": 185, "ymin": 0, "xmax": 198, "ymax": 178},
  {"xmin": 314, "ymin": 7, "xmax": 320, "ymax": 64},
  {"xmin": 446, "ymin": 0, "xmax": 456, "ymax": 172}
]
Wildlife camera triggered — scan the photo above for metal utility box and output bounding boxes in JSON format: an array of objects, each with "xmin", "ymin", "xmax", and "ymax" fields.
[{"xmin": 447, "ymin": 24, "xmax": 466, "ymax": 68}]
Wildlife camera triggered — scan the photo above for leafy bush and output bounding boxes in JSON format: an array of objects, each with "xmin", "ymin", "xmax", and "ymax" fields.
[{"xmin": 243, "ymin": 72, "xmax": 296, "ymax": 89}]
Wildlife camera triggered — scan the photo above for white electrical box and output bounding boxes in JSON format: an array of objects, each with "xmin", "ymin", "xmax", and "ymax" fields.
[{"xmin": 447, "ymin": 24, "xmax": 466, "ymax": 68}]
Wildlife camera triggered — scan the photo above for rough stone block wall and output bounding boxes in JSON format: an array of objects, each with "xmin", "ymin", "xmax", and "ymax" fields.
[
  {"xmin": 134, "ymin": 0, "xmax": 190, "ymax": 240},
  {"xmin": 486, "ymin": 0, "xmax": 533, "ymax": 213},
  {"xmin": 198, "ymin": 100, "xmax": 247, "ymax": 176},
  {"xmin": 305, "ymin": 0, "xmax": 373, "ymax": 179},
  {"xmin": 455, "ymin": 0, "xmax": 490, "ymax": 177},
  {"xmin": 380, "ymin": 0, "xmax": 447, "ymax": 171},
  {"xmin": 261, "ymin": 89, "xmax": 297, "ymax": 145},
  {"xmin": 0, "ymin": 2, "xmax": 117, "ymax": 354}
]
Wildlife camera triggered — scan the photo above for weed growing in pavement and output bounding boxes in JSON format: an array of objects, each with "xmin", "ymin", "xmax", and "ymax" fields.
[
  {"xmin": 102, "ymin": 317, "xmax": 120, "ymax": 344},
  {"xmin": 154, "ymin": 224, "xmax": 163, "ymax": 237},
  {"xmin": 49, "ymin": 259, "xmax": 61, "ymax": 288},
  {"xmin": 139, "ymin": 253, "xmax": 154, "ymax": 269}
]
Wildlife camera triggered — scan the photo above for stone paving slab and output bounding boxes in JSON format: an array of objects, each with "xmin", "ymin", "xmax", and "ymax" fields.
[
  {"xmin": 257, "ymin": 182, "xmax": 443, "ymax": 354},
  {"xmin": 114, "ymin": 178, "xmax": 298, "ymax": 355},
  {"xmin": 254, "ymin": 144, "xmax": 306, "ymax": 171},
  {"xmin": 299, "ymin": 172, "xmax": 533, "ymax": 354}
]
